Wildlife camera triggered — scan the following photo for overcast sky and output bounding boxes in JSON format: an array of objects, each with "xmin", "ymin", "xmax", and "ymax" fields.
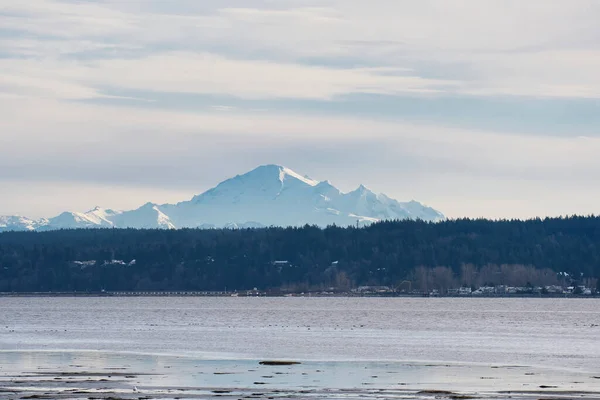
[{"xmin": 2, "ymin": 0, "xmax": 600, "ymax": 219}]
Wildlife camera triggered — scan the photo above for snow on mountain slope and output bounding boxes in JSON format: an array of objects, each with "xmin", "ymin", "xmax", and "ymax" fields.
[
  {"xmin": 167, "ymin": 164, "xmax": 334, "ymax": 227},
  {"xmin": 84, "ymin": 207, "xmax": 121, "ymax": 226},
  {"xmin": 111, "ymin": 203, "xmax": 176, "ymax": 229},
  {"xmin": 0, "ymin": 215, "xmax": 45, "ymax": 232},
  {"xmin": 41, "ymin": 211, "xmax": 103, "ymax": 230},
  {"xmin": 279, "ymin": 166, "xmax": 319, "ymax": 187},
  {"xmin": 0, "ymin": 164, "xmax": 444, "ymax": 231},
  {"xmin": 37, "ymin": 207, "xmax": 120, "ymax": 230}
]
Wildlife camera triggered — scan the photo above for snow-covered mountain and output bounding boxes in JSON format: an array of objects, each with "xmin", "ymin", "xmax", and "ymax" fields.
[
  {"xmin": 0, "ymin": 165, "xmax": 444, "ymax": 232},
  {"xmin": 0, "ymin": 215, "xmax": 47, "ymax": 232}
]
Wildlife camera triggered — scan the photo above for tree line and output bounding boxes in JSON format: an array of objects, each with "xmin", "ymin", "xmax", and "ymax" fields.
[{"xmin": 1, "ymin": 216, "xmax": 600, "ymax": 292}]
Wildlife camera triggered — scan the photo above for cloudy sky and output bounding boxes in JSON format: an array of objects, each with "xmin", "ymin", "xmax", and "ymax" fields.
[{"xmin": 2, "ymin": 0, "xmax": 600, "ymax": 219}]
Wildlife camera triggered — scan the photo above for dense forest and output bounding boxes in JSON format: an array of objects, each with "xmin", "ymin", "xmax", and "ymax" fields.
[{"xmin": 1, "ymin": 216, "xmax": 600, "ymax": 293}]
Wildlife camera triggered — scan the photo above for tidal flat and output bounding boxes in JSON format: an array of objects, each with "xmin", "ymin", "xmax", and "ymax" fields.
[
  {"xmin": 1, "ymin": 297, "xmax": 599, "ymax": 399},
  {"xmin": 2, "ymin": 351, "xmax": 600, "ymax": 400}
]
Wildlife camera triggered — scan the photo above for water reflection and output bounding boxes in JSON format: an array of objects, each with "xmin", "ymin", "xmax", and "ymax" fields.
[{"xmin": 1, "ymin": 350, "xmax": 598, "ymax": 394}]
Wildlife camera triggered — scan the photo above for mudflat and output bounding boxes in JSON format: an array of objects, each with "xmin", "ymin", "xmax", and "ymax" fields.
[
  {"xmin": 1, "ymin": 297, "xmax": 599, "ymax": 399},
  {"xmin": 1, "ymin": 351, "xmax": 600, "ymax": 400}
]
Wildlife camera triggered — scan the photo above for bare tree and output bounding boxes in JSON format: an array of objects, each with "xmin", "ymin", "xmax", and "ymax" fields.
[
  {"xmin": 334, "ymin": 271, "xmax": 352, "ymax": 291},
  {"xmin": 460, "ymin": 264, "xmax": 477, "ymax": 287},
  {"xmin": 413, "ymin": 266, "xmax": 430, "ymax": 293},
  {"xmin": 430, "ymin": 266, "xmax": 455, "ymax": 294},
  {"xmin": 477, "ymin": 264, "xmax": 500, "ymax": 286}
]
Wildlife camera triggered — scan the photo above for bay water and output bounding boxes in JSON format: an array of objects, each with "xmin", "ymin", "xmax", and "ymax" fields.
[{"xmin": 1, "ymin": 297, "xmax": 599, "ymax": 397}]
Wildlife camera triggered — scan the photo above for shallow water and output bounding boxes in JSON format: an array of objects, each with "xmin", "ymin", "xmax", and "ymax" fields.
[
  {"xmin": 1, "ymin": 297, "xmax": 600, "ymax": 398},
  {"xmin": 1, "ymin": 350, "xmax": 599, "ymax": 399},
  {"xmin": 2, "ymin": 297, "xmax": 599, "ymax": 371}
]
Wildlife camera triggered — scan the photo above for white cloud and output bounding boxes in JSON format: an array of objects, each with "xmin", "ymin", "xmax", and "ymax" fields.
[
  {"xmin": 3, "ymin": 0, "xmax": 600, "ymax": 99},
  {"xmin": 1, "ymin": 0, "xmax": 137, "ymax": 38},
  {"xmin": 0, "ymin": 95, "xmax": 580, "ymax": 165},
  {"xmin": 0, "ymin": 53, "xmax": 457, "ymax": 101},
  {"xmin": 210, "ymin": 105, "xmax": 237, "ymax": 112},
  {"xmin": 3, "ymin": 0, "xmax": 600, "ymax": 218}
]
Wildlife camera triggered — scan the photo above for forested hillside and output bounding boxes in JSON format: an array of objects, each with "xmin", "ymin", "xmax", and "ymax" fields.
[{"xmin": 1, "ymin": 216, "xmax": 600, "ymax": 292}]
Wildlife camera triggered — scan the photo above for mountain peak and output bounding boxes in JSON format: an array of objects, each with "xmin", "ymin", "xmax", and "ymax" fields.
[
  {"xmin": 0, "ymin": 164, "xmax": 444, "ymax": 232},
  {"xmin": 245, "ymin": 164, "xmax": 320, "ymax": 187},
  {"xmin": 348, "ymin": 184, "xmax": 374, "ymax": 195}
]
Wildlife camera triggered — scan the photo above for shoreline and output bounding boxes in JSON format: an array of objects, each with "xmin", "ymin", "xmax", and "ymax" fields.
[
  {"xmin": 1, "ymin": 291, "xmax": 598, "ymax": 298},
  {"xmin": 2, "ymin": 351, "xmax": 600, "ymax": 400}
]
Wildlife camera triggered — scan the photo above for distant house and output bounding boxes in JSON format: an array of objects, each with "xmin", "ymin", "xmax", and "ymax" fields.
[
  {"xmin": 473, "ymin": 286, "xmax": 495, "ymax": 295},
  {"xmin": 458, "ymin": 287, "xmax": 472, "ymax": 295},
  {"xmin": 246, "ymin": 287, "xmax": 263, "ymax": 296},
  {"xmin": 354, "ymin": 286, "xmax": 392, "ymax": 294},
  {"xmin": 545, "ymin": 285, "xmax": 563, "ymax": 294}
]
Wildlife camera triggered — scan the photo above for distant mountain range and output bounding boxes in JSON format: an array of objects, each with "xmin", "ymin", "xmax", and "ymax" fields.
[{"xmin": 0, "ymin": 165, "xmax": 444, "ymax": 232}]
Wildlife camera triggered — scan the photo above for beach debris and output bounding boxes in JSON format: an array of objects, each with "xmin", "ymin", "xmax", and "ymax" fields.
[
  {"xmin": 259, "ymin": 361, "xmax": 301, "ymax": 366},
  {"xmin": 417, "ymin": 390, "xmax": 456, "ymax": 395}
]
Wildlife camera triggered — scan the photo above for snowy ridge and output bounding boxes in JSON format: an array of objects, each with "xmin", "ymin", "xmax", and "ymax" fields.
[
  {"xmin": 279, "ymin": 166, "xmax": 319, "ymax": 187},
  {"xmin": 0, "ymin": 164, "xmax": 444, "ymax": 231},
  {"xmin": 84, "ymin": 206, "xmax": 121, "ymax": 226},
  {"xmin": 0, "ymin": 215, "xmax": 45, "ymax": 231}
]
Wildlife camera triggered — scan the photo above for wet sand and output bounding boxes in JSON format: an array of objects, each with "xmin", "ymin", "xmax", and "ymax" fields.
[{"xmin": 1, "ymin": 351, "xmax": 599, "ymax": 400}]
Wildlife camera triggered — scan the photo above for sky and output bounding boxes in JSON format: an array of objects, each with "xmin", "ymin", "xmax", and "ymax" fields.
[{"xmin": 2, "ymin": 0, "xmax": 600, "ymax": 219}]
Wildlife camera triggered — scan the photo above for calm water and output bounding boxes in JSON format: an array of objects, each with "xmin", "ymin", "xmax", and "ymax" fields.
[{"xmin": 1, "ymin": 297, "xmax": 599, "ymax": 372}]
